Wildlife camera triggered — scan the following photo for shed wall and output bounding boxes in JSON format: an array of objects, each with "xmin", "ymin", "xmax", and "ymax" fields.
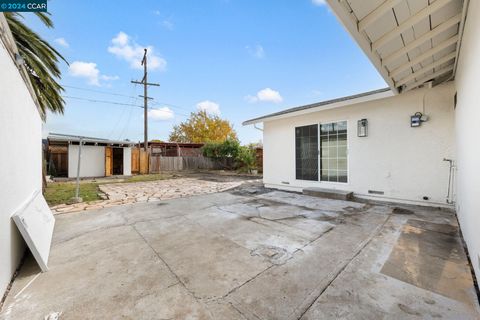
[{"xmin": 68, "ymin": 145, "xmax": 106, "ymax": 178}]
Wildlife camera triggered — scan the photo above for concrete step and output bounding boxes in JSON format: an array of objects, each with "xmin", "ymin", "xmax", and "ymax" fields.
[{"xmin": 303, "ymin": 187, "xmax": 353, "ymax": 201}]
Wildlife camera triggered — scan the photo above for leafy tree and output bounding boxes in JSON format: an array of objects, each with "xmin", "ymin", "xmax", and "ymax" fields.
[
  {"xmin": 202, "ymin": 139, "xmax": 240, "ymax": 159},
  {"xmin": 5, "ymin": 12, "xmax": 67, "ymax": 119},
  {"xmin": 169, "ymin": 110, "xmax": 237, "ymax": 143}
]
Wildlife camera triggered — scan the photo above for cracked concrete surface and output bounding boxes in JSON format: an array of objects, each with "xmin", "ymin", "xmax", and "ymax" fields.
[{"xmin": 1, "ymin": 182, "xmax": 479, "ymax": 319}]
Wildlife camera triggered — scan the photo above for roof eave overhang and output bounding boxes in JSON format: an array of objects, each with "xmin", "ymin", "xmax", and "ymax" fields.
[
  {"xmin": 325, "ymin": 0, "xmax": 400, "ymax": 94},
  {"xmin": 325, "ymin": 0, "xmax": 468, "ymax": 94},
  {"xmin": 48, "ymin": 135, "xmax": 134, "ymax": 146},
  {"xmin": 243, "ymin": 89, "xmax": 393, "ymax": 125}
]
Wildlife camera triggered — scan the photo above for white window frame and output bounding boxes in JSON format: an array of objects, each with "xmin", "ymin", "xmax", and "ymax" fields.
[{"xmin": 318, "ymin": 120, "xmax": 349, "ymax": 185}]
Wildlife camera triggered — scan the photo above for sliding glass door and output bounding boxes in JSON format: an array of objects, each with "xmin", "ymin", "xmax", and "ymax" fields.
[{"xmin": 296, "ymin": 121, "xmax": 348, "ymax": 183}]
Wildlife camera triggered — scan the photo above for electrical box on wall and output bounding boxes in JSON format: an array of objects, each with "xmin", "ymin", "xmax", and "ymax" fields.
[
  {"xmin": 411, "ymin": 112, "xmax": 428, "ymax": 127},
  {"xmin": 411, "ymin": 114, "xmax": 421, "ymax": 127}
]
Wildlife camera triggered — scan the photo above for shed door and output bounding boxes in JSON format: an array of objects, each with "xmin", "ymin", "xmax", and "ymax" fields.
[{"xmin": 105, "ymin": 147, "xmax": 113, "ymax": 176}]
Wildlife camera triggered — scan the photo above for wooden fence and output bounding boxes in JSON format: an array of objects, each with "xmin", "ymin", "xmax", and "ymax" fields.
[
  {"xmin": 149, "ymin": 155, "xmax": 232, "ymax": 173},
  {"xmin": 132, "ymin": 146, "xmax": 238, "ymax": 173}
]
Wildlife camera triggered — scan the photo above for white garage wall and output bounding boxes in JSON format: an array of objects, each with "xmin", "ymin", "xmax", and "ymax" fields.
[
  {"xmin": 263, "ymin": 83, "xmax": 455, "ymax": 207},
  {"xmin": 0, "ymin": 27, "xmax": 43, "ymax": 295},
  {"xmin": 123, "ymin": 147, "xmax": 132, "ymax": 176},
  {"xmin": 68, "ymin": 145, "xmax": 105, "ymax": 178},
  {"xmin": 454, "ymin": 0, "xmax": 480, "ymax": 284}
]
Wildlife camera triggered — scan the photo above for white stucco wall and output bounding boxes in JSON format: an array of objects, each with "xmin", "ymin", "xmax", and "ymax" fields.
[
  {"xmin": 0, "ymin": 34, "xmax": 43, "ymax": 295},
  {"xmin": 123, "ymin": 147, "xmax": 132, "ymax": 176},
  {"xmin": 263, "ymin": 83, "xmax": 455, "ymax": 207},
  {"xmin": 68, "ymin": 145, "xmax": 106, "ymax": 178},
  {"xmin": 453, "ymin": 0, "xmax": 480, "ymax": 284}
]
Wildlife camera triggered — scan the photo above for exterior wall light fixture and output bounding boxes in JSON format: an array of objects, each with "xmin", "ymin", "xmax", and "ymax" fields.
[{"xmin": 357, "ymin": 119, "xmax": 368, "ymax": 137}]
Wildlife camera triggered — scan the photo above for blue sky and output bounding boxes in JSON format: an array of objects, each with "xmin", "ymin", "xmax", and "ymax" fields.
[{"xmin": 28, "ymin": 0, "xmax": 386, "ymax": 144}]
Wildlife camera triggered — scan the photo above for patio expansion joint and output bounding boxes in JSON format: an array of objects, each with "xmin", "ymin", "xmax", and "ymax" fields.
[
  {"xmin": 53, "ymin": 221, "xmax": 128, "ymax": 245},
  {"xmin": 222, "ymin": 264, "xmax": 276, "ymax": 300},
  {"xmin": 228, "ymin": 300, "xmax": 263, "ymax": 320},
  {"xmin": 130, "ymin": 224, "xmax": 209, "ymax": 305},
  {"xmin": 294, "ymin": 212, "xmax": 394, "ymax": 320},
  {"xmin": 124, "ymin": 214, "xmax": 187, "ymax": 226}
]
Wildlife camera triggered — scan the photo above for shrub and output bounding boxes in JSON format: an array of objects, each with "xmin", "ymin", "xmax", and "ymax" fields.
[{"xmin": 236, "ymin": 146, "xmax": 256, "ymax": 172}]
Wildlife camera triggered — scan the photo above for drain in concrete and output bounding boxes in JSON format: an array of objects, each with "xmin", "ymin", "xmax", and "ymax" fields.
[{"xmin": 250, "ymin": 246, "xmax": 291, "ymax": 265}]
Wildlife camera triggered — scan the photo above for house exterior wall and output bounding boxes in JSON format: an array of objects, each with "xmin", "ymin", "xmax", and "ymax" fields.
[
  {"xmin": 0, "ymin": 27, "xmax": 43, "ymax": 295},
  {"xmin": 123, "ymin": 147, "xmax": 132, "ymax": 176},
  {"xmin": 68, "ymin": 145, "xmax": 106, "ymax": 178},
  {"xmin": 453, "ymin": 0, "xmax": 480, "ymax": 284},
  {"xmin": 263, "ymin": 83, "xmax": 455, "ymax": 207}
]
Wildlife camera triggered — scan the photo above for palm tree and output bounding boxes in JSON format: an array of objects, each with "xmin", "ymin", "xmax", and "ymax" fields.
[{"xmin": 4, "ymin": 12, "xmax": 67, "ymax": 119}]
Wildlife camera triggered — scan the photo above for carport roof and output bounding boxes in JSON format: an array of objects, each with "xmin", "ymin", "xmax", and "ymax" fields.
[
  {"xmin": 48, "ymin": 133, "xmax": 135, "ymax": 146},
  {"xmin": 325, "ymin": 0, "xmax": 468, "ymax": 93},
  {"xmin": 243, "ymin": 88, "xmax": 392, "ymax": 125}
]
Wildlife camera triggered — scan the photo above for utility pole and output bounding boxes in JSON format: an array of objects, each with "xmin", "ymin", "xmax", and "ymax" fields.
[{"xmin": 131, "ymin": 49, "xmax": 160, "ymax": 151}]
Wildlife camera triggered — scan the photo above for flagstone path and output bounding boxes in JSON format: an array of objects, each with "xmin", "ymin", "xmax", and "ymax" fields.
[{"xmin": 50, "ymin": 177, "xmax": 245, "ymax": 214}]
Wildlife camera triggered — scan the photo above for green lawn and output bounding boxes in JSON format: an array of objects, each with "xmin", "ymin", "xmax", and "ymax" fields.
[
  {"xmin": 44, "ymin": 174, "xmax": 174, "ymax": 206},
  {"xmin": 44, "ymin": 182, "xmax": 101, "ymax": 206}
]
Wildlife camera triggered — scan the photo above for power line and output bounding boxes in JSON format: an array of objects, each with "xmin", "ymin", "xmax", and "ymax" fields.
[
  {"xmin": 62, "ymin": 84, "xmax": 193, "ymax": 112},
  {"xmin": 109, "ymin": 82, "xmax": 138, "ymax": 139},
  {"xmin": 63, "ymin": 95, "xmax": 144, "ymax": 108},
  {"xmin": 63, "ymin": 84, "xmax": 133, "ymax": 98},
  {"xmin": 116, "ymin": 84, "xmax": 139, "ymax": 140},
  {"xmin": 62, "ymin": 95, "xmax": 190, "ymax": 117}
]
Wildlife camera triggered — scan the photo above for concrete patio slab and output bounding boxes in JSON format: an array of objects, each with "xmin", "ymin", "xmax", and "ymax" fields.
[{"xmin": 1, "ymin": 182, "xmax": 479, "ymax": 319}]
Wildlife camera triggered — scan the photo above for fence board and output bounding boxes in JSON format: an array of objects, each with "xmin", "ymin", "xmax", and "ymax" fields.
[
  {"xmin": 131, "ymin": 147, "xmax": 140, "ymax": 174},
  {"xmin": 139, "ymin": 149, "xmax": 149, "ymax": 174}
]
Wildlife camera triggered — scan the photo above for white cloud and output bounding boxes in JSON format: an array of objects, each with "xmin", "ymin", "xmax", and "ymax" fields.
[
  {"xmin": 162, "ymin": 19, "xmax": 174, "ymax": 30},
  {"xmin": 112, "ymin": 32, "xmax": 129, "ymax": 46},
  {"xmin": 246, "ymin": 44, "xmax": 265, "ymax": 59},
  {"xmin": 148, "ymin": 107, "xmax": 174, "ymax": 120},
  {"xmin": 245, "ymin": 88, "xmax": 283, "ymax": 104},
  {"xmin": 108, "ymin": 32, "xmax": 167, "ymax": 71},
  {"xmin": 312, "ymin": 0, "xmax": 327, "ymax": 6},
  {"xmin": 69, "ymin": 61, "xmax": 118, "ymax": 86},
  {"xmin": 55, "ymin": 37, "xmax": 69, "ymax": 48},
  {"xmin": 69, "ymin": 61, "xmax": 100, "ymax": 86},
  {"xmin": 101, "ymin": 75, "xmax": 120, "ymax": 81},
  {"xmin": 196, "ymin": 100, "xmax": 220, "ymax": 115}
]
